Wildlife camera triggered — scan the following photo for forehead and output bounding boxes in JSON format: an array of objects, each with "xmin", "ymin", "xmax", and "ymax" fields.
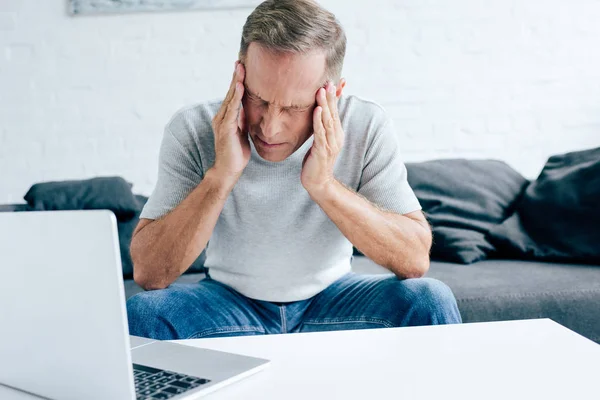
[{"xmin": 244, "ymin": 43, "xmax": 327, "ymax": 108}]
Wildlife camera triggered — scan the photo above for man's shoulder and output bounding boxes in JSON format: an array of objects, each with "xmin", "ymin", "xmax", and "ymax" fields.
[
  {"xmin": 339, "ymin": 94, "xmax": 387, "ymax": 117},
  {"xmin": 165, "ymin": 100, "xmax": 223, "ymax": 145},
  {"xmin": 339, "ymin": 94, "xmax": 389, "ymax": 129},
  {"xmin": 338, "ymin": 95, "xmax": 391, "ymax": 145}
]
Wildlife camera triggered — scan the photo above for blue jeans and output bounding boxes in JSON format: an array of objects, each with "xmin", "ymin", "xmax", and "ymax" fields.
[{"xmin": 127, "ymin": 273, "xmax": 462, "ymax": 340}]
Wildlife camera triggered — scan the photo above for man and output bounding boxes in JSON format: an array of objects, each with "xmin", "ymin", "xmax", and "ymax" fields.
[{"xmin": 127, "ymin": 0, "xmax": 461, "ymax": 340}]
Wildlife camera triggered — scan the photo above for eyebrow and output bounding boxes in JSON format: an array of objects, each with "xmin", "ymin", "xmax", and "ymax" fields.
[{"xmin": 244, "ymin": 85, "xmax": 315, "ymax": 110}]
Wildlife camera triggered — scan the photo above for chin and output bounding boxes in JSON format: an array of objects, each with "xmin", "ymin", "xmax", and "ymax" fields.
[{"xmin": 256, "ymin": 149, "xmax": 290, "ymax": 162}]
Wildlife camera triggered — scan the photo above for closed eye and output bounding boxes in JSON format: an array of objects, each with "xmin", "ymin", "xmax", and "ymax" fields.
[
  {"xmin": 247, "ymin": 94, "xmax": 267, "ymax": 107},
  {"xmin": 284, "ymin": 106, "xmax": 311, "ymax": 113},
  {"xmin": 244, "ymin": 87, "xmax": 311, "ymax": 112},
  {"xmin": 244, "ymin": 89, "xmax": 265, "ymax": 104}
]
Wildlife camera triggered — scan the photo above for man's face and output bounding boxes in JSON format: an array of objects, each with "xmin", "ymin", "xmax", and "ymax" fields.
[{"xmin": 242, "ymin": 43, "xmax": 327, "ymax": 162}]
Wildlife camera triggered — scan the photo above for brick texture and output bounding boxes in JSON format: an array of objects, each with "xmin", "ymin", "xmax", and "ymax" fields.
[{"xmin": 1, "ymin": 0, "xmax": 600, "ymax": 203}]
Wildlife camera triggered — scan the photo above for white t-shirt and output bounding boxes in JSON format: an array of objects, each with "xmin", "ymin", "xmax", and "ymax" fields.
[{"xmin": 141, "ymin": 95, "xmax": 422, "ymax": 302}]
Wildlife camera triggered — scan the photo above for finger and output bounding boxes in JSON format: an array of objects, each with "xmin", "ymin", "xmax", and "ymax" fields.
[
  {"xmin": 223, "ymin": 82, "xmax": 244, "ymax": 126},
  {"xmin": 219, "ymin": 63, "xmax": 240, "ymax": 114},
  {"xmin": 326, "ymin": 82, "xmax": 342, "ymax": 131},
  {"xmin": 316, "ymin": 86, "xmax": 328, "ymax": 108},
  {"xmin": 238, "ymin": 105, "xmax": 248, "ymax": 135},
  {"xmin": 313, "ymin": 106, "xmax": 327, "ymax": 151},
  {"xmin": 319, "ymin": 88, "xmax": 337, "ymax": 149},
  {"xmin": 335, "ymin": 121, "xmax": 344, "ymax": 147},
  {"xmin": 225, "ymin": 62, "xmax": 244, "ymax": 104},
  {"xmin": 217, "ymin": 62, "xmax": 245, "ymax": 121},
  {"xmin": 317, "ymin": 88, "xmax": 332, "ymax": 124},
  {"xmin": 326, "ymin": 83, "xmax": 344, "ymax": 149},
  {"xmin": 326, "ymin": 83, "xmax": 339, "ymax": 121}
]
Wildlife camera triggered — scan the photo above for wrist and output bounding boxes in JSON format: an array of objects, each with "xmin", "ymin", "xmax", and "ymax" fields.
[
  {"xmin": 205, "ymin": 167, "xmax": 239, "ymax": 195},
  {"xmin": 306, "ymin": 178, "xmax": 338, "ymax": 203}
]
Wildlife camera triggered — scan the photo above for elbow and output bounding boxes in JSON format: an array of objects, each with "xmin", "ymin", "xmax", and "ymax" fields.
[
  {"xmin": 409, "ymin": 255, "xmax": 430, "ymax": 278},
  {"xmin": 131, "ymin": 247, "xmax": 169, "ymax": 291},
  {"xmin": 404, "ymin": 227, "xmax": 432, "ymax": 278},
  {"xmin": 130, "ymin": 235, "xmax": 169, "ymax": 291},
  {"xmin": 133, "ymin": 265, "xmax": 170, "ymax": 291},
  {"xmin": 386, "ymin": 214, "xmax": 433, "ymax": 279},
  {"xmin": 388, "ymin": 253, "xmax": 430, "ymax": 280}
]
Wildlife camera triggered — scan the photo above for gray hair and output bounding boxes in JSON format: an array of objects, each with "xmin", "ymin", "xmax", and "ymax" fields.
[{"xmin": 239, "ymin": 0, "xmax": 347, "ymax": 83}]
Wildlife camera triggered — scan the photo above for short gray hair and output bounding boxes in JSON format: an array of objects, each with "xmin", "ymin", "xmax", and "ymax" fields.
[{"xmin": 239, "ymin": 0, "xmax": 347, "ymax": 83}]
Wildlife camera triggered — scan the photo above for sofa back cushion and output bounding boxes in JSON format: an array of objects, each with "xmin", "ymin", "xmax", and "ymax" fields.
[
  {"xmin": 406, "ymin": 159, "xmax": 528, "ymax": 264},
  {"xmin": 488, "ymin": 147, "xmax": 600, "ymax": 263},
  {"xmin": 24, "ymin": 177, "xmax": 140, "ymax": 220}
]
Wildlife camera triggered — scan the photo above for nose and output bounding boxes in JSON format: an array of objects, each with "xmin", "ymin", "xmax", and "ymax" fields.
[{"xmin": 259, "ymin": 108, "xmax": 283, "ymax": 140}]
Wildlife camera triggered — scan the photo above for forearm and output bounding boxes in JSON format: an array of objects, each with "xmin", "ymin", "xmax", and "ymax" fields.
[
  {"xmin": 131, "ymin": 168, "xmax": 235, "ymax": 289},
  {"xmin": 309, "ymin": 180, "xmax": 431, "ymax": 278}
]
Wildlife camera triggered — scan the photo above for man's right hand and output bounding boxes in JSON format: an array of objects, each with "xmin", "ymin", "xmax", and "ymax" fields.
[{"xmin": 211, "ymin": 61, "xmax": 251, "ymax": 184}]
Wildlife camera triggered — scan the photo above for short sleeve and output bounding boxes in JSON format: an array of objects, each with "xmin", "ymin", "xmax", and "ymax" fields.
[
  {"xmin": 357, "ymin": 118, "xmax": 422, "ymax": 215},
  {"xmin": 140, "ymin": 126, "xmax": 204, "ymax": 220}
]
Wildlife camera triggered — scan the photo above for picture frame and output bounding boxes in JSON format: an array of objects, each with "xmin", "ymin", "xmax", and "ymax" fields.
[{"xmin": 69, "ymin": 0, "xmax": 262, "ymax": 15}]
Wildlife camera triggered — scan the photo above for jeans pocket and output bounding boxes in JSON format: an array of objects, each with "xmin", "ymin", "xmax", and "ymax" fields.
[
  {"xmin": 299, "ymin": 318, "xmax": 392, "ymax": 333},
  {"xmin": 187, "ymin": 326, "xmax": 266, "ymax": 339}
]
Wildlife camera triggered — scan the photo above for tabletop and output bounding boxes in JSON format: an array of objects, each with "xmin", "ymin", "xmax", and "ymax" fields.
[
  {"xmin": 1, "ymin": 319, "xmax": 598, "ymax": 400},
  {"xmin": 175, "ymin": 319, "xmax": 600, "ymax": 400}
]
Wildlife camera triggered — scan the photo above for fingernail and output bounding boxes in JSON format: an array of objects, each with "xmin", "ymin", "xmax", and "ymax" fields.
[
  {"xmin": 235, "ymin": 64, "xmax": 241, "ymax": 75},
  {"xmin": 328, "ymin": 84, "xmax": 335, "ymax": 94}
]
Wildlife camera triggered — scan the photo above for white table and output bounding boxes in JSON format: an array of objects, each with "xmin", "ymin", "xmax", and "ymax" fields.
[
  {"xmin": 175, "ymin": 319, "xmax": 600, "ymax": 400},
  {"xmin": 1, "ymin": 319, "xmax": 598, "ymax": 399}
]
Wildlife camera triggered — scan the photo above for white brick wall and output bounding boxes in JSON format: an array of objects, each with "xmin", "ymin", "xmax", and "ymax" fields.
[{"xmin": 1, "ymin": 0, "xmax": 599, "ymax": 203}]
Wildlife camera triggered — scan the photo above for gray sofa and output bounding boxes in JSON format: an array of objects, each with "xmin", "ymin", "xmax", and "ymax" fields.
[
  {"xmin": 123, "ymin": 255, "xmax": 600, "ymax": 344},
  {"xmin": 3, "ymin": 202, "xmax": 599, "ymax": 344}
]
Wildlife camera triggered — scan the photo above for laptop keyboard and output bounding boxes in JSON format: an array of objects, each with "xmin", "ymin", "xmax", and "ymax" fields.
[{"xmin": 133, "ymin": 363, "xmax": 211, "ymax": 400}]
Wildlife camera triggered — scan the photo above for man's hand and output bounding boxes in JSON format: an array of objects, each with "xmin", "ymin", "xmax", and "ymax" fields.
[
  {"xmin": 301, "ymin": 82, "xmax": 344, "ymax": 197},
  {"xmin": 211, "ymin": 61, "xmax": 251, "ymax": 184}
]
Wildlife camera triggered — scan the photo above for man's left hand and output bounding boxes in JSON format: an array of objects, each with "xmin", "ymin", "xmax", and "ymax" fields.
[{"xmin": 301, "ymin": 82, "xmax": 344, "ymax": 197}]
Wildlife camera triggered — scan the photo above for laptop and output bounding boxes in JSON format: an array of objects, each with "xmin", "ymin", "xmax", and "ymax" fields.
[{"xmin": 0, "ymin": 210, "xmax": 270, "ymax": 400}]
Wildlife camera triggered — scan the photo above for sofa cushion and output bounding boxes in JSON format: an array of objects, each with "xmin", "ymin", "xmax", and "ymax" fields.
[
  {"xmin": 426, "ymin": 259, "xmax": 600, "ymax": 344},
  {"xmin": 24, "ymin": 176, "xmax": 140, "ymax": 220},
  {"xmin": 405, "ymin": 159, "xmax": 528, "ymax": 264},
  {"xmin": 350, "ymin": 256, "xmax": 600, "ymax": 344},
  {"xmin": 124, "ymin": 256, "xmax": 600, "ymax": 345},
  {"xmin": 487, "ymin": 147, "xmax": 600, "ymax": 264}
]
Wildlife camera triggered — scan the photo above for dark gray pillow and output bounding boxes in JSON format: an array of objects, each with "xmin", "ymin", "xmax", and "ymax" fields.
[
  {"xmin": 120, "ymin": 195, "xmax": 206, "ymax": 278},
  {"xmin": 406, "ymin": 159, "xmax": 528, "ymax": 264},
  {"xmin": 487, "ymin": 147, "xmax": 600, "ymax": 263},
  {"xmin": 24, "ymin": 177, "xmax": 139, "ymax": 221}
]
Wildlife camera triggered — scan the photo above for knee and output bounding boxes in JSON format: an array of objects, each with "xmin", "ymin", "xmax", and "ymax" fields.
[
  {"xmin": 390, "ymin": 278, "xmax": 462, "ymax": 325},
  {"xmin": 408, "ymin": 278, "xmax": 457, "ymax": 309},
  {"xmin": 126, "ymin": 288, "xmax": 185, "ymax": 339},
  {"xmin": 127, "ymin": 290, "xmax": 169, "ymax": 320}
]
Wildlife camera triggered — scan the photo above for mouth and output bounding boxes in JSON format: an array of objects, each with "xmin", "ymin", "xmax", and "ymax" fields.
[{"xmin": 255, "ymin": 135, "xmax": 284, "ymax": 149}]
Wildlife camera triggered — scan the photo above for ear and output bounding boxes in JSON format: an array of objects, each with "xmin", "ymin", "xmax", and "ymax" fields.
[{"xmin": 336, "ymin": 78, "xmax": 346, "ymax": 98}]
